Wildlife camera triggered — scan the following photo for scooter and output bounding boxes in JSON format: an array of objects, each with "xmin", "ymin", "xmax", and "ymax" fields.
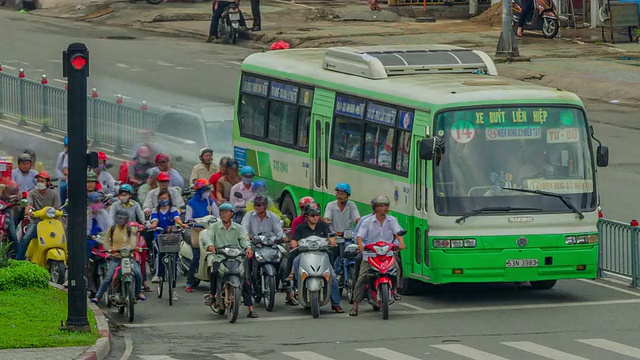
[
  {"xmin": 512, "ymin": 0, "xmax": 559, "ymax": 39},
  {"xmin": 177, "ymin": 215, "xmax": 218, "ymax": 287},
  {"xmin": 249, "ymin": 233, "xmax": 284, "ymax": 312},
  {"xmin": 219, "ymin": 3, "xmax": 244, "ymax": 44},
  {"xmin": 0, "ymin": 197, "xmax": 19, "ymax": 258},
  {"xmin": 25, "ymin": 204, "xmax": 68, "ymax": 284},
  {"xmin": 362, "ymin": 230, "xmax": 407, "ymax": 320},
  {"xmin": 88, "ymin": 234, "xmax": 109, "ymax": 299},
  {"xmin": 105, "ymin": 246, "xmax": 146, "ymax": 323},
  {"xmin": 334, "ymin": 229, "xmax": 358, "ymax": 303},
  {"xmin": 295, "ymin": 235, "xmax": 333, "ymax": 319},
  {"xmin": 212, "ymin": 245, "xmax": 246, "ymax": 323}
]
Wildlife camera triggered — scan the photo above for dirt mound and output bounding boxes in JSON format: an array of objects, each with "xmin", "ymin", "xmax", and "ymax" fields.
[{"xmin": 472, "ymin": 1, "xmax": 504, "ymax": 28}]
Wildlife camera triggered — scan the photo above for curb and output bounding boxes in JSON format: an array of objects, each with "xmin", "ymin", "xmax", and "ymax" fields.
[{"xmin": 49, "ymin": 282, "xmax": 111, "ymax": 360}]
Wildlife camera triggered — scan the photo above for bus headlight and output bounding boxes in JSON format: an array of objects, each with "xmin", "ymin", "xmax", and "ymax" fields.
[
  {"xmin": 450, "ymin": 240, "xmax": 463, "ymax": 248},
  {"xmin": 576, "ymin": 235, "xmax": 589, "ymax": 244},
  {"xmin": 433, "ymin": 240, "xmax": 450, "ymax": 248},
  {"xmin": 565, "ymin": 236, "xmax": 576, "ymax": 245},
  {"xmin": 463, "ymin": 239, "xmax": 476, "ymax": 248}
]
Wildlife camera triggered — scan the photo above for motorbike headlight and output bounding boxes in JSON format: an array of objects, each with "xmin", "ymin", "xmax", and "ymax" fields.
[
  {"xmin": 344, "ymin": 230, "xmax": 353, "ymax": 239},
  {"xmin": 120, "ymin": 248, "xmax": 131, "ymax": 258},
  {"xmin": 373, "ymin": 245, "xmax": 390, "ymax": 256},
  {"xmin": 46, "ymin": 207, "xmax": 57, "ymax": 219},
  {"xmin": 255, "ymin": 252, "xmax": 264, "ymax": 262}
]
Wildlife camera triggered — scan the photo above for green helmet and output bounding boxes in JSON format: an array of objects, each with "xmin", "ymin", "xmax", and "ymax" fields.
[{"xmin": 87, "ymin": 170, "xmax": 98, "ymax": 183}]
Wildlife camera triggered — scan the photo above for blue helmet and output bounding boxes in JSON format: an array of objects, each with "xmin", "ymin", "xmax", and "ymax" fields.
[
  {"xmin": 253, "ymin": 179, "xmax": 267, "ymax": 192},
  {"xmin": 335, "ymin": 182, "xmax": 351, "ymax": 196},
  {"xmin": 219, "ymin": 202, "xmax": 235, "ymax": 212},
  {"xmin": 88, "ymin": 192, "xmax": 104, "ymax": 203},
  {"xmin": 63, "ymin": 136, "xmax": 68, "ymax": 146},
  {"xmin": 239, "ymin": 166, "xmax": 255, "ymax": 176},
  {"xmin": 118, "ymin": 184, "xmax": 134, "ymax": 195}
]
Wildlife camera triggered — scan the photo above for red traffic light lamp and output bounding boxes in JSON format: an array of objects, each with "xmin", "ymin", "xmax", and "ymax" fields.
[{"xmin": 70, "ymin": 55, "xmax": 87, "ymax": 70}]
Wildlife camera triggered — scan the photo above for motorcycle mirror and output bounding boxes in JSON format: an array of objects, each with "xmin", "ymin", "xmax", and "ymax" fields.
[
  {"xmin": 396, "ymin": 230, "xmax": 408, "ymax": 237},
  {"xmin": 175, "ymin": 156, "xmax": 183, "ymax": 162},
  {"xmin": 233, "ymin": 191, "xmax": 243, "ymax": 199},
  {"xmin": 105, "ymin": 163, "xmax": 114, "ymax": 169},
  {"xmin": 328, "ymin": 232, "xmax": 337, "ymax": 238}
]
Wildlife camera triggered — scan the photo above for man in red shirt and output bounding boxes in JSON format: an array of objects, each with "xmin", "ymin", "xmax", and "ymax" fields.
[
  {"xmin": 208, "ymin": 156, "xmax": 231, "ymax": 201},
  {"xmin": 289, "ymin": 196, "xmax": 316, "ymax": 239}
]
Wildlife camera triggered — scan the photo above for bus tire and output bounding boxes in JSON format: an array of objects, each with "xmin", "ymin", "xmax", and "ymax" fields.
[
  {"xmin": 530, "ymin": 280, "xmax": 557, "ymax": 290},
  {"xmin": 280, "ymin": 194, "xmax": 296, "ymax": 222},
  {"xmin": 397, "ymin": 253, "xmax": 416, "ymax": 296}
]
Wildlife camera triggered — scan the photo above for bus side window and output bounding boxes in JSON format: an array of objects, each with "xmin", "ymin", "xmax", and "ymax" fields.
[
  {"xmin": 332, "ymin": 116, "xmax": 363, "ymax": 161},
  {"xmin": 395, "ymin": 131, "xmax": 411, "ymax": 173},
  {"xmin": 297, "ymin": 107, "xmax": 311, "ymax": 149},
  {"xmin": 364, "ymin": 123, "xmax": 393, "ymax": 168},
  {"xmin": 239, "ymin": 94, "xmax": 267, "ymax": 137},
  {"xmin": 268, "ymin": 101, "xmax": 297, "ymax": 145}
]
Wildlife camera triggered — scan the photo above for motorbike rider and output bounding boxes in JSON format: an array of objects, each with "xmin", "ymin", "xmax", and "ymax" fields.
[
  {"xmin": 215, "ymin": 159, "xmax": 241, "ymax": 202},
  {"xmin": 207, "ymin": 0, "xmax": 248, "ymax": 42},
  {"xmin": 0, "ymin": 180, "xmax": 21, "ymax": 258},
  {"xmin": 23, "ymin": 149, "xmax": 45, "ymax": 173},
  {"xmin": 86, "ymin": 192, "xmax": 114, "ymax": 296},
  {"xmin": 87, "ymin": 170, "xmax": 104, "ymax": 194},
  {"xmin": 324, "ymin": 183, "xmax": 360, "ymax": 233},
  {"xmin": 128, "ymin": 145, "xmax": 155, "ymax": 188},
  {"xmin": 515, "ymin": 0, "xmax": 533, "ymax": 37},
  {"xmin": 142, "ymin": 172, "xmax": 185, "ymax": 216},
  {"xmin": 290, "ymin": 202, "xmax": 344, "ymax": 313},
  {"xmin": 56, "ymin": 136, "xmax": 69, "ymax": 204},
  {"xmin": 148, "ymin": 188, "xmax": 189, "ymax": 301},
  {"xmin": 185, "ymin": 179, "xmax": 220, "ymax": 293},
  {"xmin": 16, "ymin": 172, "xmax": 61, "ymax": 260},
  {"xmin": 91, "ymin": 209, "xmax": 146, "ymax": 304},
  {"xmin": 190, "ymin": 148, "xmax": 218, "ymax": 185},
  {"xmin": 349, "ymin": 195, "xmax": 405, "ymax": 317},
  {"xmin": 94, "ymin": 152, "xmax": 116, "ymax": 195},
  {"xmin": 138, "ymin": 168, "xmax": 159, "ymax": 205},
  {"xmin": 245, "ymin": 180, "xmax": 288, "ymax": 224},
  {"xmin": 229, "ymin": 165, "xmax": 255, "ymax": 212},
  {"xmin": 201, "ymin": 202, "xmax": 259, "ymax": 319},
  {"xmin": 151, "ymin": 153, "xmax": 184, "ymax": 189},
  {"xmin": 12, "ymin": 153, "xmax": 38, "ymax": 193},
  {"xmin": 209, "ymin": 156, "xmax": 231, "ymax": 198},
  {"xmin": 290, "ymin": 196, "xmax": 315, "ymax": 237}
]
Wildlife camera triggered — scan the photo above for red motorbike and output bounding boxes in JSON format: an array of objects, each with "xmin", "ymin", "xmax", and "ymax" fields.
[
  {"xmin": 363, "ymin": 231, "xmax": 406, "ymax": 320},
  {"xmin": 88, "ymin": 235, "xmax": 109, "ymax": 297},
  {"xmin": 129, "ymin": 222, "xmax": 148, "ymax": 283},
  {"xmin": 0, "ymin": 198, "xmax": 19, "ymax": 258}
]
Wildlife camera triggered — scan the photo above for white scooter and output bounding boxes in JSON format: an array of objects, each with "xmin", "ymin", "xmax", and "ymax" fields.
[
  {"xmin": 294, "ymin": 235, "xmax": 333, "ymax": 319},
  {"xmin": 178, "ymin": 215, "xmax": 218, "ymax": 287}
]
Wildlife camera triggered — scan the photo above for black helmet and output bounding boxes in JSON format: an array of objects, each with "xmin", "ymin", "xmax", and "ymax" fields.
[
  {"xmin": 303, "ymin": 203, "xmax": 320, "ymax": 217},
  {"xmin": 17, "ymin": 153, "xmax": 32, "ymax": 163},
  {"xmin": 253, "ymin": 195, "xmax": 268, "ymax": 207}
]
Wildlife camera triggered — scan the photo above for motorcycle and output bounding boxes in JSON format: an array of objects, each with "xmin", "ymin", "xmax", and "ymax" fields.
[
  {"xmin": 212, "ymin": 245, "xmax": 246, "ymax": 323},
  {"xmin": 25, "ymin": 204, "xmax": 68, "ymax": 284},
  {"xmin": 512, "ymin": 0, "xmax": 559, "ymax": 39},
  {"xmin": 105, "ymin": 246, "xmax": 147, "ymax": 322},
  {"xmin": 219, "ymin": 3, "xmax": 244, "ymax": 44},
  {"xmin": 362, "ymin": 230, "xmax": 407, "ymax": 320},
  {"xmin": 0, "ymin": 197, "xmax": 19, "ymax": 258},
  {"xmin": 294, "ymin": 235, "xmax": 333, "ymax": 319},
  {"xmin": 177, "ymin": 215, "xmax": 219, "ymax": 286},
  {"xmin": 88, "ymin": 234, "xmax": 109, "ymax": 299},
  {"xmin": 334, "ymin": 229, "xmax": 358, "ymax": 303},
  {"xmin": 249, "ymin": 233, "xmax": 285, "ymax": 312}
]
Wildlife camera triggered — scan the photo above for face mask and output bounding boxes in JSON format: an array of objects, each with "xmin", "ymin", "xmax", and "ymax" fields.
[
  {"xmin": 242, "ymin": 177, "xmax": 252, "ymax": 185},
  {"xmin": 119, "ymin": 195, "xmax": 130, "ymax": 203},
  {"xmin": 159, "ymin": 199, "xmax": 170, "ymax": 207},
  {"xmin": 202, "ymin": 191, "xmax": 211, "ymax": 199},
  {"xmin": 90, "ymin": 204, "xmax": 103, "ymax": 213},
  {"xmin": 99, "ymin": 164, "xmax": 106, "ymax": 170},
  {"xmin": 36, "ymin": 182, "xmax": 47, "ymax": 190}
]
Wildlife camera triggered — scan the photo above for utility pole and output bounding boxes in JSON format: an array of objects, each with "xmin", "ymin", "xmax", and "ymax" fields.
[{"xmin": 496, "ymin": 0, "xmax": 519, "ymax": 57}]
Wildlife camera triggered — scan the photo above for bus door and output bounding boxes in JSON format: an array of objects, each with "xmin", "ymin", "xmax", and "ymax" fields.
[
  {"xmin": 412, "ymin": 136, "xmax": 429, "ymax": 277},
  {"xmin": 311, "ymin": 115, "xmax": 332, "ymax": 208}
]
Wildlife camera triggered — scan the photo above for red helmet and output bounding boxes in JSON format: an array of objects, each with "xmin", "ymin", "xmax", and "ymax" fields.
[
  {"xmin": 155, "ymin": 153, "xmax": 170, "ymax": 163},
  {"xmin": 193, "ymin": 178, "xmax": 209, "ymax": 190},
  {"xmin": 298, "ymin": 196, "xmax": 315, "ymax": 209},
  {"xmin": 98, "ymin": 152, "xmax": 108, "ymax": 161},
  {"xmin": 157, "ymin": 172, "xmax": 171, "ymax": 182},
  {"xmin": 36, "ymin": 171, "xmax": 51, "ymax": 180}
]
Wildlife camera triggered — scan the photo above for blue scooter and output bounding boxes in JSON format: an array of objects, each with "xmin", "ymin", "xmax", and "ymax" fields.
[{"xmin": 334, "ymin": 229, "xmax": 359, "ymax": 304}]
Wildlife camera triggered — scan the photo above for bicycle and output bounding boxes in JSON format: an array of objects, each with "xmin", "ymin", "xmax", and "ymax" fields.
[{"xmin": 155, "ymin": 227, "xmax": 183, "ymax": 306}]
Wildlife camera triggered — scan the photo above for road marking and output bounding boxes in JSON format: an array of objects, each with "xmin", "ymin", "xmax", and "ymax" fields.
[
  {"xmin": 576, "ymin": 278, "xmax": 640, "ymax": 297},
  {"xmin": 502, "ymin": 341, "xmax": 589, "ymax": 360},
  {"xmin": 226, "ymin": 60, "xmax": 243, "ymax": 66},
  {"xmin": 148, "ymin": 59, "xmax": 176, "ymax": 66},
  {"xmin": 214, "ymin": 354, "xmax": 258, "ymax": 360},
  {"xmin": 121, "ymin": 332, "xmax": 133, "ymax": 360},
  {"xmin": 52, "ymin": 79, "xmax": 66, "ymax": 84},
  {"xmin": 115, "ymin": 63, "xmax": 130, "ymax": 68},
  {"xmin": 112, "ymin": 94, "xmax": 133, "ymax": 100},
  {"xmin": 2, "ymin": 65, "xmax": 17, "ymax": 70},
  {"xmin": 174, "ymin": 67, "xmax": 193, "ymax": 71},
  {"xmin": 357, "ymin": 347, "xmax": 422, "ymax": 360},
  {"xmin": 398, "ymin": 302, "xmax": 425, "ymax": 311},
  {"xmin": 121, "ymin": 298, "xmax": 640, "ymax": 328},
  {"xmin": 45, "ymin": 59, "xmax": 62, "ymax": 63},
  {"xmin": 272, "ymin": 0, "xmax": 315, "ymax": 8},
  {"xmin": 138, "ymin": 356, "xmax": 178, "ymax": 360},
  {"xmin": 576, "ymin": 339, "xmax": 640, "ymax": 358},
  {"xmin": 432, "ymin": 344, "xmax": 510, "ymax": 360},
  {"xmin": 283, "ymin": 351, "xmax": 335, "ymax": 359}
]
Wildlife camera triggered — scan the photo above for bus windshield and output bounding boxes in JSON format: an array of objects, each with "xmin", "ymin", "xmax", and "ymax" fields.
[{"xmin": 433, "ymin": 106, "xmax": 596, "ymax": 215}]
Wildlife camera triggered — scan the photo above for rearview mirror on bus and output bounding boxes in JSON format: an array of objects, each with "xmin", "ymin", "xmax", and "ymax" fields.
[
  {"xmin": 419, "ymin": 138, "xmax": 436, "ymax": 161},
  {"xmin": 596, "ymin": 145, "xmax": 609, "ymax": 167}
]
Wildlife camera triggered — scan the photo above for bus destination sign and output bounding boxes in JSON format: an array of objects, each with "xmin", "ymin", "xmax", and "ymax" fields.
[
  {"xmin": 335, "ymin": 96, "xmax": 366, "ymax": 119},
  {"xmin": 474, "ymin": 108, "xmax": 550, "ymax": 125}
]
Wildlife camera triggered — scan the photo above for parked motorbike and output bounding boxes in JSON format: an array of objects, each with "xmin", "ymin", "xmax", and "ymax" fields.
[
  {"xmin": 105, "ymin": 246, "xmax": 146, "ymax": 322},
  {"xmin": 250, "ymin": 233, "xmax": 284, "ymax": 312},
  {"xmin": 512, "ymin": 0, "xmax": 559, "ymax": 39},
  {"xmin": 212, "ymin": 245, "xmax": 246, "ymax": 323},
  {"xmin": 0, "ymin": 197, "xmax": 19, "ymax": 258},
  {"xmin": 334, "ymin": 229, "xmax": 358, "ymax": 303},
  {"xmin": 25, "ymin": 204, "xmax": 68, "ymax": 284},
  {"xmin": 219, "ymin": 3, "xmax": 244, "ymax": 44},
  {"xmin": 177, "ymin": 215, "xmax": 218, "ymax": 286},
  {"xmin": 294, "ymin": 235, "xmax": 333, "ymax": 318},
  {"xmin": 362, "ymin": 230, "xmax": 407, "ymax": 320}
]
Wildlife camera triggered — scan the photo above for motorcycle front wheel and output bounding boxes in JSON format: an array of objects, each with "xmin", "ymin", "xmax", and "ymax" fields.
[
  {"xmin": 127, "ymin": 282, "xmax": 135, "ymax": 322},
  {"xmin": 542, "ymin": 17, "xmax": 559, "ymax": 39},
  {"xmin": 226, "ymin": 284, "xmax": 241, "ymax": 323},
  {"xmin": 265, "ymin": 275, "xmax": 276, "ymax": 312},
  {"xmin": 310, "ymin": 291, "xmax": 320, "ymax": 319}
]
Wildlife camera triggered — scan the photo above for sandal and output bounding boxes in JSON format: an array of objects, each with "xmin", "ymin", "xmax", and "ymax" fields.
[
  {"xmin": 144, "ymin": 286, "xmax": 153, "ymax": 292},
  {"xmin": 138, "ymin": 294, "xmax": 147, "ymax": 301},
  {"xmin": 90, "ymin": 297, "xmax": 100, "ymax": 304},
  {"xmin": 349, "ymin": 307, "xmax": 358, "ymax": 316},
  {"xmin": 394, "ymin": 293, "xmax": 401, "ymax": 300},
  {"xmin": 285, "ymin": 298, "xmax": 299, "ymax": 306},
  {"xmin": 204, "ymin": 294, "xmax": 214, "ymax": 306},
  {"xmin": 332, "ymin": 305, "xmax": 344, "ymax": 313}
]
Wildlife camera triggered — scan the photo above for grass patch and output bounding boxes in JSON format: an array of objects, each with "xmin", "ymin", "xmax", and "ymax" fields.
[{"xmin": 0, "ymin": 286, "xmax": 99, "ymax": 350}]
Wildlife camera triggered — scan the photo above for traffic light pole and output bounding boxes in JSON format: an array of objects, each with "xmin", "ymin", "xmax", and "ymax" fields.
[{"xmin": 63, "ymin": 43, "xmax": 90, "ymax": 332}]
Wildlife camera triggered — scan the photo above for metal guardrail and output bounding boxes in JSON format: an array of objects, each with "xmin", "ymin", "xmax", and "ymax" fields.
[
  {"xmin": 598, "ymin": 218, "xmax": 640, "ymax": 287},
  {"xmin": 0, "ymin": 68, "xmax": 163, "ymax": 154}
]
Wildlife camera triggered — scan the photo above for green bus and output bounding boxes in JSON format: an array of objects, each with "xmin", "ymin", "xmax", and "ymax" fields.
[{"xmin": 231, "ymin": 45, "xmax": 609, "ymax": 294}]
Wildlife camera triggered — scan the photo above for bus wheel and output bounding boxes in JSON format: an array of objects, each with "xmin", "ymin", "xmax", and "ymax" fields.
[
  {"xmin": 529, "ymin": 280, "xmax": 557, "ymax": 290},
  {"xmin": 280, "ymin": 194, "xmax": 296, "ymax": 222}
]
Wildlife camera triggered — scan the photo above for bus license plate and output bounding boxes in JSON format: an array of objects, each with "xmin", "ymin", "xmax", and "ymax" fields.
[{"xmin": 506, "ymin": 259, "xmax": 538, "ymax": 268}]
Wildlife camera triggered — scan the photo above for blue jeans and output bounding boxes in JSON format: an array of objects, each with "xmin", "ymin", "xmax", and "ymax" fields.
[
  {"xmin": 96, "ymin": 258, "xmax": 142, "ymax": 299},
  {"xmin": 60, "ymin": 181, "xmax": 68, "ymax": 205},
  {"xmin": 293, "ymin": 255, "xmax": 341, "ymax": 306},
  {"xmin": 3, "ymin": 213, "xmax": 19, "ymax": 258},
  {"xmin": 187, "ymin": 246, "xmax": 200, "ymax": 286},
  {"xmin": 16, "ymin": 222, "xmax": 38, "ymax": 260}
]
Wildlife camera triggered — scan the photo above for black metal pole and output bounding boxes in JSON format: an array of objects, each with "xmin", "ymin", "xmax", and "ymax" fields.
[{"xmin": 64, "ymin": 42, "xmax": 90, "ymax": 331}]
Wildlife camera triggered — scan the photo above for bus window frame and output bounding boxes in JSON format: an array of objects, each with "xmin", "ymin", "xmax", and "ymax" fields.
[
  {"xmin": 329, "ymin": 93, "xmax": 415, "ymax": 178},
  {"xmin": 237, "ymin": 72, "xmax": 314, "ymax": 153}
]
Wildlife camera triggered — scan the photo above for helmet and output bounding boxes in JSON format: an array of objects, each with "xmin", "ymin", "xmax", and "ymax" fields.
[
  {"xmin": 193, "ymin": 178, "xmax": 209, "ymax": 190},
  {"xmin": 219, "ymin": 156, "xmax": 231, "ymax": 167},
  {"xmin": 115, "ymin": 209, "xmax": 129, "ymax": 223},
  {"xmin": 98, "ymin": 152, "xmax": 108, "ymax": 161},
  {"xmin": 87, "ymin": 170, "xmax": 98, "ymax": 183},
  {"xmin": 157, "ymin": 172, "xmax": 171, "ymax": 182},
  {"xmin": 372, "ymin": 195, "xmax": 390, "ymax": 207},
  {"xmin": 253, "ymin": 180, "xmax": 267, "ymax": 192},
  {"xmin": 63, "ymin": 136, "xmax": 68, "ymax": 146},
  {"xmin": 199, "ymin": 148, "xmax": 214, "ymax": 162},
  {"xmin": 219, "ymin": 202, "xmax": 235, "ymax": 212},
  {"xmin": 88, "ymin": 192, "xmax": 104, "ymax": 203},
  {"xmin": 298, "ymin": 196, "xmax": 315, "ymax": 209},
  {"xmin": 253, "ymin": 195, "xmax": 268, "ymax": 206},
  {"xmin": 17, "ymin": 153, "xmax": 32, "ymax": 163},
  {"xmin": 303, "ymin": 203, "xmax": 320, "ymax": 216},
  {"xmin": 239, "ymin": 166, "xmax": 255, "ymax": 176},
  {"xmin": 155, "ymin": 153, "xmax": 170, "ymax": 163},
  {"xmin": 147, "ymin": 167, "xmax": 160, "ymax": 178},
  {"xmin": 118, "ymin": 184, "xmax": 134, "ymax": 195},
  {"xmin": 226, "ymin": 159, "xmax": 239, "ymax": 169},
  {"xmin": 335, "ymin": 182, "xmax": 351, "ymax": 196},
  {"xmin": 36, "ymin": 171, "xmax": 51, "ymax": 180}
]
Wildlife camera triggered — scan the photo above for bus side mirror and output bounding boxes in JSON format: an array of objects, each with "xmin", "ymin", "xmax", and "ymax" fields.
[
  {"xmin": 419, "ymin": 138, "xmax": 435, "ymax": 161},
  {"xmin": 596, "ymin": 145, "xmax": 609, "ymax": 167}
]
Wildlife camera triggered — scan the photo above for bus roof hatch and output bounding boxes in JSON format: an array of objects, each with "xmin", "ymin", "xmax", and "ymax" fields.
[{"xmin": 322, "ymin": 45, "xmax": 498, "ymax": 79}]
